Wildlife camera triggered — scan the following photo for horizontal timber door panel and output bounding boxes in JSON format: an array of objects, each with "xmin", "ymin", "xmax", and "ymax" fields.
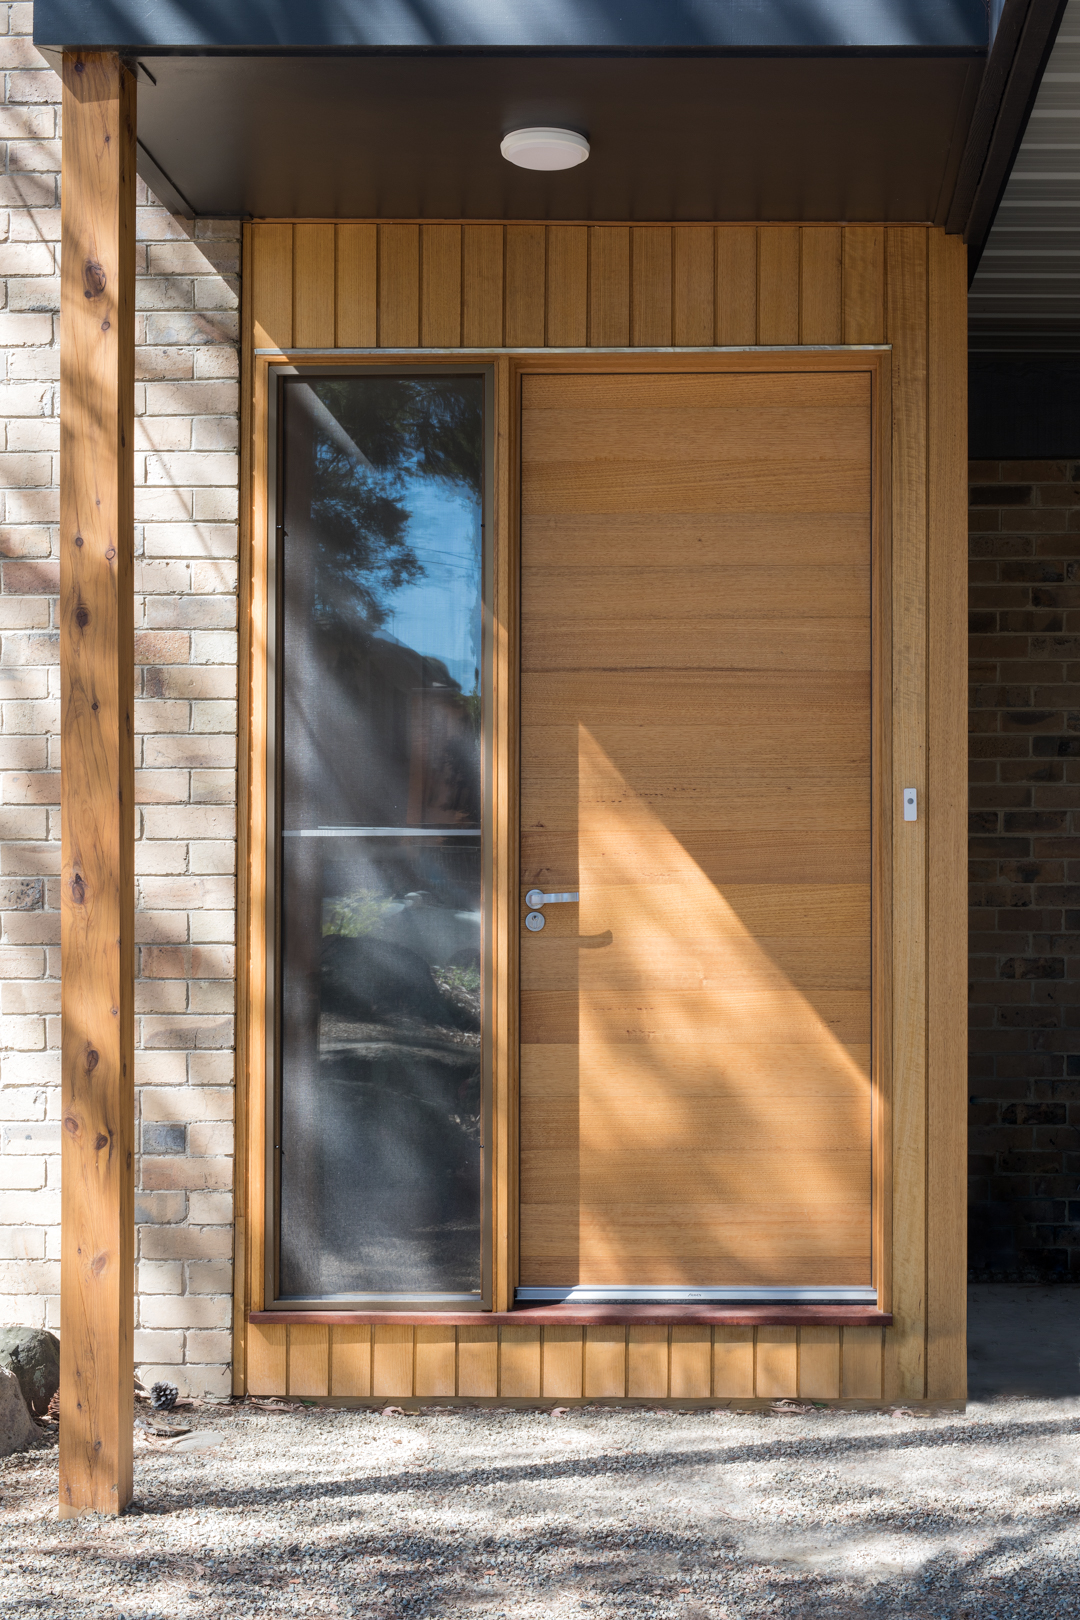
[
  {"xmin": 522, "ymin": 831, "xmax": 871, "ymax": 888},
  {"xmin": 519, "ymin": 365, "xmax": 874, "ymax": 1291},
  {"xmin": 521, "ymin": 1042, "xmax": 873, "ymax": 1097},
  {"xmin": 523, "ymin": 514, "xmax": 872, "ymax": 569},
  {"xmin": 521, "ymin": 566, "xmax": 870, "ymax": 620}
]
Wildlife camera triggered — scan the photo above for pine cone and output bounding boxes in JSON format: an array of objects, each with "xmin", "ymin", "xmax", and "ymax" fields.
[{"xmin": 150, "ymin": 1381, "xmax": 178, "ymax": 1411}]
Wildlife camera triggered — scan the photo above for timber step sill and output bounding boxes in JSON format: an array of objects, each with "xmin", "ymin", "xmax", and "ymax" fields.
[{"xmin": 249, "ymin": 1305, "xmax": 893, "ymax": 1328}]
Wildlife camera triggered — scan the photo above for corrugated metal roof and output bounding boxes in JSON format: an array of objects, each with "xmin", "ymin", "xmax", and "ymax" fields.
[{"xmin": 971, "ymin": 0, "xmax": 1080, "ymax": 352}]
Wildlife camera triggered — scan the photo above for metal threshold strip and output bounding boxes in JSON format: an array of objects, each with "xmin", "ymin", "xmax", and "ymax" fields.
[
  {"xmin": 282, "ymin": 827, "xmax": 480, "ymax": 837},
  {"xmin": 516, "ymin": 1286, "xmax": 879, "ymax": 1305}
]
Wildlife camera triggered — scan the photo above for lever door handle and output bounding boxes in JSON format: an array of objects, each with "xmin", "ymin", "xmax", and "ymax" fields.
[{"xmin": 525, "ymin": 889, "xmax": 579, "ymax": 907}]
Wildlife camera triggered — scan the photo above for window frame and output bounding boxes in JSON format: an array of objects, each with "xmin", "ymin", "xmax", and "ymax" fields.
[{"xmin": 262, "ymin": 361, "xmax": 497, "ymax": 1313}]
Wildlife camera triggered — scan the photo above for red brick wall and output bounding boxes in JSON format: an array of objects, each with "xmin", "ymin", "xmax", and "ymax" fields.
[{"xmin": 969, "ymin": 459, "xmax": 1080, "ymax": 1278}]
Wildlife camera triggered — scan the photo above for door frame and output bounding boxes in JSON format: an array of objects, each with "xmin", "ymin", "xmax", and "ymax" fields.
[
  {"xmin": 507, "ymin": 349, "xmax": 893, "ymax": 1313},
  {"xmin": 239, "ymin": 346, "xmax": 893, "ymax": 1336}
]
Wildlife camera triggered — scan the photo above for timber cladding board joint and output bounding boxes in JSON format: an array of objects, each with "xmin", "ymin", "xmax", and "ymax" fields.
[
  {"xmin": 241, "ymin": 219, "xmax": 967, "ymax": 1407},
  {"xmin": 244, "ymin": 1321, "xmax": 892, "ymax": 1403},
  {"xmin": 251, "ymin": 222, "xmax": 900, "ymax": 353}
]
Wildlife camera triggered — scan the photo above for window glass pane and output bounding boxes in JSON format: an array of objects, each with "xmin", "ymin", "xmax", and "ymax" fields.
[{"xmin": 277, "ymin": 375, "xmax": 485, "ymax": 1300}]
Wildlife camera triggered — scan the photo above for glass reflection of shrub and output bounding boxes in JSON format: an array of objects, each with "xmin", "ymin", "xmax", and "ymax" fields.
[{"xmin": 322, "ymin": 891, "xmax": 391, "ymax": 938}]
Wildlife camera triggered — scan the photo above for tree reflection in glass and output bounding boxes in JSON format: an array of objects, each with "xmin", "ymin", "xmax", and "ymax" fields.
[{"xmin": 277, "ymin": 375, "xmax": 485, "ymax": 1300}]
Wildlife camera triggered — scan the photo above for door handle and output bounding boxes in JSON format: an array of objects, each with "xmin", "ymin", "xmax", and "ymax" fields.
[{"xmin": 525, "ymin": 889, "xmax": 579, "ymax": 907}]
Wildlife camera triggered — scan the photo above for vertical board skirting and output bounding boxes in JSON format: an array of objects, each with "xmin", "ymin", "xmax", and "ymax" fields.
[
  {"xmin": 250, "ymin": 1324, "xmax": 899, "ymax": 1404},
  {"xmin": 242, "ymin": 220, "xmax": 967, "ymax": 1406}
]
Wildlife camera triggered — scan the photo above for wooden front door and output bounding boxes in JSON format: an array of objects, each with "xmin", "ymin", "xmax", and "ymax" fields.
[{"xmin": 518, "ymin": 366, "xmax": 875, "ymax": 1293}]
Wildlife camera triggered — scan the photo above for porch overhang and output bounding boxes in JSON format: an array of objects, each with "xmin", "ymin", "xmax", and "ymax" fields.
[
  {"xmin": 32, "ymin": 0, "xmax": 1045, "ymax": 240},
  {"xmin": 44, "ymin": 0, "xmax": 1070, "ymax": 1514}
]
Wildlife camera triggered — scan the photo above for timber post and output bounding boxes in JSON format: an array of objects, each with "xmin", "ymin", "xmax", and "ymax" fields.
[{"xmin": 59, "ymin": 51, "xmax": 137, "ymax": 1517}]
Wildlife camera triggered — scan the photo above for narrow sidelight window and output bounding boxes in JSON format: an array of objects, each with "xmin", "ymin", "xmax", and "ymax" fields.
[{"xmin": 272, "ymin": 372, "xmax": 487, "ymax": 1305}]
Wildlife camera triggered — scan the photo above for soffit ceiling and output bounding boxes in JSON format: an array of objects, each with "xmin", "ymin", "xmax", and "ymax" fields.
[{"xmin": 35, "ymin": 0, "xmax": 991, "ymax": 225}]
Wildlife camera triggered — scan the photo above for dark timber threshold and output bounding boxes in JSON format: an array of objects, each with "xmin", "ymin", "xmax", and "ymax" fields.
[{"xmin": 249, "ymin": 1305, "xmax": 893, "ymax": 1328}]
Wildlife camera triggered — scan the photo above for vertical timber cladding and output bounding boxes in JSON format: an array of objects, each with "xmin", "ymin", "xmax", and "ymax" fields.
[{"xmin": 243, "ymin": 223, "xmax": 968, "ymax": 1403}]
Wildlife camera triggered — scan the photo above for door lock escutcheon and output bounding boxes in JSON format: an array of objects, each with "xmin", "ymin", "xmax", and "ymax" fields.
[{"xmin": 524, "ymin": 889, "xmax": 579, "ymax": 931}]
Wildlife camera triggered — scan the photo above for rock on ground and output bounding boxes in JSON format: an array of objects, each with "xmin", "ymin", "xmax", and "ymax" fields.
[
  {"xmin": 0, "ymin": 1326, "xmax": 60, "ymax": 1416},
  {"xmin": 0, "ymin": 1364, "xmax": 38, "ymax": 1458}
]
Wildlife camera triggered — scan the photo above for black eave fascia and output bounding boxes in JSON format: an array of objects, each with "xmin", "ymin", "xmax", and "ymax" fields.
[
  {"xmin": 948, "ymin": 0, "xmax": 1069, "ymax": 278},
  {"xmin": 33, "ymin": 0, "xmax": 988, "ymax": 52}
]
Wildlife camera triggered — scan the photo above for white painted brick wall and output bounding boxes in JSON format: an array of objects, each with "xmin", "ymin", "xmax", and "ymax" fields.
[{"xmin": 0, "ymin": 4, "xmax": 241, "ymax": 1398}]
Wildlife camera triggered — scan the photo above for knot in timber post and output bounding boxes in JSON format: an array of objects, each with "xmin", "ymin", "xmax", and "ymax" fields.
[
  {"xmin": 75, "ymin": 605, "xmax": 90, "ymax": 629},
  {"xmin": 70, "ymin": 872, "xmax": 85, "ymax": 905},
  {"xmin": 83, "ymin": 260, "xmax": 106, "ymax": 300},
  {"xmin": 84, "ymin": 1046, "xmax": 98, "ymax": 1074}
]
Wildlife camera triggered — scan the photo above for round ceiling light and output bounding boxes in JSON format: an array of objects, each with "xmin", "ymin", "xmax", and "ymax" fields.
[{"xmin": 500, "ymin": 127, "xmax": 590, "ymax": 171}]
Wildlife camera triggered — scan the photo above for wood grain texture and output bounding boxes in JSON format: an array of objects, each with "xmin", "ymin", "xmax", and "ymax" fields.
[
  {"xmin": 800, "ymin": 227, "xmax": 842, "ymax": 344},
  {"xmin": 330, "ymin": 1327, "xmax": 372, "ymax": 1396},
  {"xmin": 240, "ymin": 224, "xmax": 958, "ymax": 1411},
  {"xmin": 59, "ymin": 50, "xmax": 136, "ymax": 1519},
  {"xmin": 842, "ymin": 1327, "xmax": 884, "ymax": 1399},
  {"xmin": 713, "ymin": 1327, "xmax": 755, "ymax": 1397},
  {"xmin": 458, "ymin": 1325, "xmax": 499, "ymax": 1396},
  {"xmin": 414, "ymin": 1326, "xmax": 457, "ymax": 1396},
  {"xmin": 584, "ymin": 1326, "xmax": 627, "ymax": 1397},
  {"xmin": 373, "ymin": 1326, "xmax": 415, "ymax": 1397},
  {"xmin": 462, "ymin": 224, "xmax": 504, "ymax": 347},
  {"xmin": 670, "ymin": 1327, "xmax": 711, "ymax": 1398},
  {"xmin": 492, "ymin": 355, "xmax": 518, "ymax": 1310},
  {"xmin": 246, "ymin": 1318, "xmax": 912, "ymax": 1402},
  {"xmin": 251, "ymin": 222, "xmax": 293, "ymax": 350},
  {"xmin": 421, "ymin": 223, "xmax": 462, "ymax": 347},
  {"xmin": 293, "ymin": 223, "xmax": 335, "ymax": 348},
  {"xmin": 673, "ymin": 226, "xmax": 714, "ymax": 346},
  {"xmin": 843, "ymin": 228, "xmax": 886, "ymax": 345},
  {"xmin": 519, "ymin": 365, "xmax": 875, "ymax": 1291},
  {"xmin": 798, "ymin": 1327, "xmax": 841, "ymax": 1398},
  {"xmin": 505, "ymin": 225, "xmax": 545, "ymax": 347},
  {"xmin": 885, "ymin": 227, "xmax": 928, "ymax": 1404},
  {"xmin": 378, "ymin": 224, "xmax": 419, "ymax": 346},
  {"xmin": 757, "ymin": 227, "xmax": 800, "ymax": 343},
  {"xmin": 755, "ymin": 1327, "xmax": 798, "ymax": 1398},
  {"xmin": 925, "ymin": 231, "xmax": 968, "ymax": 1405},
  {"xmin": 499, "ymin": 1326, "xmax": 541, "ymax": 1396},
  {"xmin": 542, "ymin": 1327, "xmax": 584, "ymax": 1397},
  {"xmin": 247, "ymin": 1323, "xmax": 286, "ymax": 1395},
  {"xmin": 335, "ymin": 222, "xmax": 377, "ymax": 347},
  {"xmin": 631, "ymin": 227, "xmax": 672, "ymax": 346},
  {"xmin": 546, "ymin": 226, "xmax": 588, "ymax": 346},
  {"xmin": 715, "ymin": 227, "xmax": 757, "ymax": 344},
  {"xmin": 628, "ymin": 1326, "xmax": 668, "ymax": 1397},
  {"xmin": 589, "ymin": 226, "xmax": 630, "ymax": 346},
  {"xmin": 288, "ymin": 1325, "xmax": 329, "ymax": 1397},
  {"xmin": 871, "ymin": 350, "xmax": 894, "ymax": 1320}
]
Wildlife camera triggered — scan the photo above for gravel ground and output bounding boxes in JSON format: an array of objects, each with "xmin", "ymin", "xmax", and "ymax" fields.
[{"xmin": 2, "ymin": 1397, "xmax": 1079, "ymax": 1619}]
